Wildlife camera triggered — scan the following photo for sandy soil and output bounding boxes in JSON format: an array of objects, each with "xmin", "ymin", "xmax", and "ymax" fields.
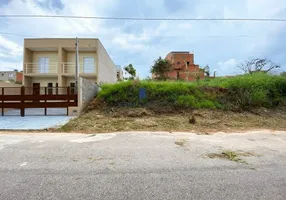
[{"xmin": 57, "ymin": 105, "xmax": 286, "ymax": 134}]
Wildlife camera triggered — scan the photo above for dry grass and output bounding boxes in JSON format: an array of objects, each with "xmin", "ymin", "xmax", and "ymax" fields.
[
  {"xmin": 57, "ymin": 106, "xmax": 286, "ymax": 134},
  {"xmin": 206, "ymin": 150, "xmax": 258, "ymax": 164},
  {"xmin": 175, "ymin": 139, "xmax": 188, "ymax": 147}
]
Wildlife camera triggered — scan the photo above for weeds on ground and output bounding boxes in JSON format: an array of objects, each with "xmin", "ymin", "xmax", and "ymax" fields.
[
  {"xmin": 206, "ymin": 150, "xmax": 258, "ymax": 164},
  {"xmin": 175, "ymin": 138, "xmax": 188, "ymax": 147},
  {"xmin": 222, "ymin": 151, "xmax": 246, "ymax": 163}
]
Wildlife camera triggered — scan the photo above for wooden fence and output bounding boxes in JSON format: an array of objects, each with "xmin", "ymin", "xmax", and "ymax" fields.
[{"xmin": 0, "ymin": 86, "xmax": 77, "ymax": 116}]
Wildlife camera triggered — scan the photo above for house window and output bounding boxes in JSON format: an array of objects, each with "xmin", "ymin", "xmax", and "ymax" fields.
[
  {"xmin": 83, "ymin": 57, "xmax": 95, "ymax": 73},
  {"xmin": 186, "ymin": 61, "xmax": 190, "ymax": 66},
  {"xmin": 70, "ymin": 82, "xmax": 75, "ymax": 94},
  {"xmin": 47, "ymin": 83, "xmax": 53, "ymax": 95},
  {"xmin": 38, "ymin": 57, "xmax": 49, "ymax": 73}
]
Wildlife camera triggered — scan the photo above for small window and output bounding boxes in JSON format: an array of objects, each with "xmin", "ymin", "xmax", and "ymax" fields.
[
  {"xmin": 47, "ymin": 83, "xmax": 53, "ymax": 95},
  {"xmin": 186, "ymin": 62, "xmax": 190, "ymax": 66},
  {"xmin": 70, "ymin": 82, "xmax": 75, "ymax": 94}
]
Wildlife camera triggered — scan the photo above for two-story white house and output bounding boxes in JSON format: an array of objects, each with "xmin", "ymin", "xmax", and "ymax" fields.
[{"xmin": 23, "ymin": 38, "xmax": 117, "ymax": 92}]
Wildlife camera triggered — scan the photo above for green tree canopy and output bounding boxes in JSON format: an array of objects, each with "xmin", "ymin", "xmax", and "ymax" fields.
[
  {"xmin": 150, "ymin": 57, "xmax": 172, "ymax": 80},
  {"xmin": 203, "ymin": 65, "xmax": 210, "ymax": 77},
  {"xmin": 124, "ymin": 64, "xmax": 136, "ymax": 80}
]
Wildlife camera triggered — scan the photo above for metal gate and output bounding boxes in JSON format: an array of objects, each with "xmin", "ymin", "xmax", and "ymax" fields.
[{"xmin": 0, "ymin": 86, "xmax": 77, "ymax": 117}]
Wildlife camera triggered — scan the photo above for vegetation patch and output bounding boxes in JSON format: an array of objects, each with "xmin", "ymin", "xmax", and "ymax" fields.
[
  {"xmin": 206, "ymin": 150, "xmax": 258, "ymax": 164},
  {"xmin": 97, "ymin": 74, "xmax": 286, "ymax": 111},
  {"xmin": 175, "ymin": 138, "xmax": 188, "ymax": 147}
]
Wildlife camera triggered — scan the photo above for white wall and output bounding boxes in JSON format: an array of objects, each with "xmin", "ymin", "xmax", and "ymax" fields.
[
  {"xmin": 31, "ymin": 77, "xmax": 58, "ymax": 87},
  {"xmin": 97, "ymin": 40, "xmax": 117, "ymax": 84}
]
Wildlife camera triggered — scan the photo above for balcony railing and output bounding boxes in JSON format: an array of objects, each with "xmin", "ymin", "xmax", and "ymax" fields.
[
  {"xmin": 24, "ymin": 63, "xmax": 58, "ymax": 74},
  {"xmin": 62, "ymin": 62, "xmax": 96, "ymax": 74}
]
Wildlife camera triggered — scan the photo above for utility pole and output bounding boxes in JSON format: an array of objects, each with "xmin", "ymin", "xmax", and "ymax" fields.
[{"xmin": 75, "ymin": 37, "xmax": 79, "ymax": 92}]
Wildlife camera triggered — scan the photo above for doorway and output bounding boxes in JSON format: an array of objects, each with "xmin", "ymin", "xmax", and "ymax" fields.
[
  {"xmin": 33, "ymin": 83, "xmax": 40, "ymax": 95},
  {"xmin": 70, "ymin": 82, "xmax": 75, "ymax": 94},
  {"xmin": 47, "ymin": 83, "xmax": 53, "ymax": 95}
]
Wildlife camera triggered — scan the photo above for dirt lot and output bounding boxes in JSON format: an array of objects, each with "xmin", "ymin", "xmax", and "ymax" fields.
[{"xmin": 57, "ymin": 102, "xmax": 286, "ymax": 134}]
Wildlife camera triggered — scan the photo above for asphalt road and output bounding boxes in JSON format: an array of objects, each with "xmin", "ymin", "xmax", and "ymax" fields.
[{"xmin": 0, "ymin": 131, "xmax": 286, "ymax": 200}]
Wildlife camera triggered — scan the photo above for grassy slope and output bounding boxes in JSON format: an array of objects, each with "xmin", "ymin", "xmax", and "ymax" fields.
[{"xmin": 97, "ymin": 74, "xmax": 286, "ymax": 110}]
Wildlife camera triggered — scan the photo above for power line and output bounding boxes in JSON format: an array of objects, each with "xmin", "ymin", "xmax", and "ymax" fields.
[
  {"xmin": 0, "ymin": 31, "xmax": 263, "ymax": 39},
  {"xmin": 0, "ymin": 14, "xmax": 286, "ymax": 22},
  {"xmin": 0, "ymin": 32, "xmax": 38, "ymax": 37}
]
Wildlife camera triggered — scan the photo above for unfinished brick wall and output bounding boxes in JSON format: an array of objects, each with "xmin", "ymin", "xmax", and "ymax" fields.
[{"xmin": 153, "ymin": 52, "xmax": 205, "ymax": 81}]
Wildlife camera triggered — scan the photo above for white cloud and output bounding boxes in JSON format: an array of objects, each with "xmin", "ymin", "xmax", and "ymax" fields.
[
  {"xmin": 218, "ymin": 58, "xmax": 238, "ymax": 67},
  {"xmin": 216, "ymin": 59, "xmax": 242, "ymax": 76},
  {"xmin": 111, "ymin": 31, "xmax": 152, "ymax": 52},
  {"xmin": 0, "ymin": 35, "xmax": 22, "ymax": 56},
  {"xmin": 0, "ymin": 61, "xmax": 22, "ymax": 71},
  {"xmin": 112, "ymin": 36, "xmax": 149, "ymax": 52}
]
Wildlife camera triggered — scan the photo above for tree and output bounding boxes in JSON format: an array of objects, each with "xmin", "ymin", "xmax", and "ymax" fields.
[
  {"xmin": 150, "ymin": 57, "xmax": 172, "ymax": 80},
  {"xmin": 281, "ymin": 72, "xmax": 286, "ymax": 76},
  {"xmin": 238, "ymin": 58, "xmax": 280, "ymax": 74},
  {"xmin": 124, "ymin": 64, "xmax": 136, "ymax": 80},
  {"xmin": 203, "ymin": 65, "xmax": 210, "ymax": 77}
]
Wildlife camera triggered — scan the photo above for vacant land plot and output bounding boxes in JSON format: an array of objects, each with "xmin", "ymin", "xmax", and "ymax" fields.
[{"xmin": 57, "ymin": 74, "xmax": 286, "ymax": 133}]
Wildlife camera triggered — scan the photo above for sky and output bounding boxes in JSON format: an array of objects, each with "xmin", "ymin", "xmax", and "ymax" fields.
[{"xmin": 0, "ymin": 0, "xmax": 286, "ymax": 78}]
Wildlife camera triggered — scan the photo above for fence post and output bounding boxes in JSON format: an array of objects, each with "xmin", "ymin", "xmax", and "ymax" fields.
[
  {"xmin": 56, "ymin": 83, "xmax": 58, "ymax": 95},
  {"xmin": 67, "ymin": 86, "xmax": 70, "ymax": 116},
  {"xmin": 44, "ymin": 87, "xmax": 47, "ymax": 116},
  {"xmin": 20, "ymin": 86, "xmax": 25, "ymax": 117},
  {"xmin": 1, "ymin": 88, "xmax": 4, "ymax": 116}
]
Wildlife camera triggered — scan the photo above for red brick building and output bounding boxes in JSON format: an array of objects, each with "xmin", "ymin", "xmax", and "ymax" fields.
[
  {"xmin": 16, "ymin": 72, "xmax": 23, "ymax": 83},
  {"xmin": 154, "ymin": 51, "xmax": 204, "ymax": 81}
]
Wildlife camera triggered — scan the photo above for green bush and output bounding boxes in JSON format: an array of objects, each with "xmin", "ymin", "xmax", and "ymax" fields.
[
  {"xmin": 176, "ymin": 95, "xmax": 217, "ymax": 109},
  {"xmin": 97, "ymin": 74, "xmax": 286, "ymax": 110},
  {"xmin": 211, "ymin": 73, "xmax": 286, "ymax": 109}
]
